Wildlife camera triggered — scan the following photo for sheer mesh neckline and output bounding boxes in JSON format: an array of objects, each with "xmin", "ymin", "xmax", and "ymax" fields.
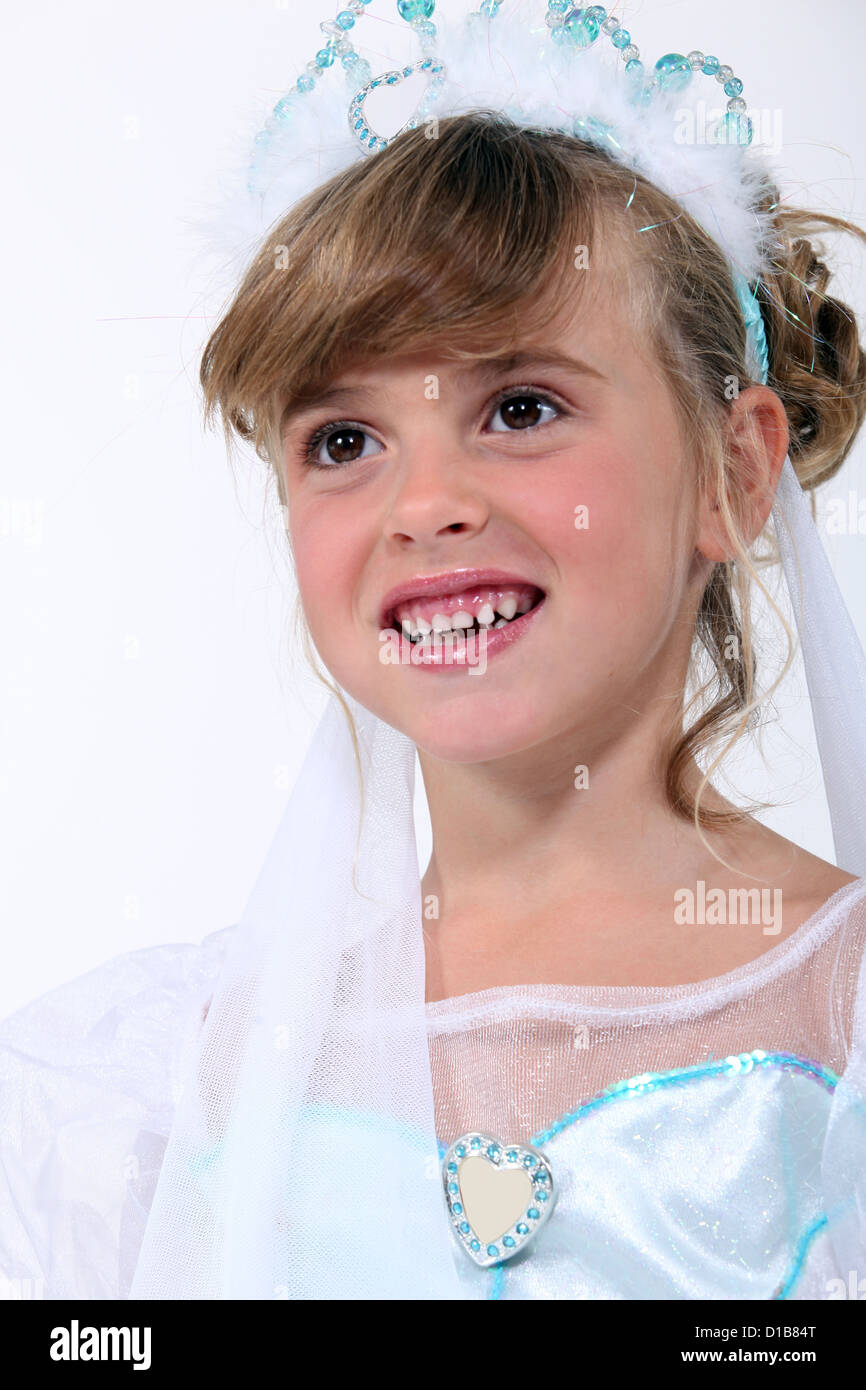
[{"xmin": 424, "ymin": 875, "xmax": 866, "ymax": 1030}]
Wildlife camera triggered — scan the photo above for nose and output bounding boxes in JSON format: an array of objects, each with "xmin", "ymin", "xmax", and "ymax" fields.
[{"xmin": 383, "ymin": 451, "xmax": 490, "ymax": 547}]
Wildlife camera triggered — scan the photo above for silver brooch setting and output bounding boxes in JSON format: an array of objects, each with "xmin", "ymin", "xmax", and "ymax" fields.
[{"xmin": 442, "ymin": 1130, "xmax": 557, "ymax": 1267}]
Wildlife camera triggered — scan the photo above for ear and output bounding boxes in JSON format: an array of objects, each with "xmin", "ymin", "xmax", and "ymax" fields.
[{"xmin": 696, "ymin": 386, "xmax": 790, "ymax": 563}]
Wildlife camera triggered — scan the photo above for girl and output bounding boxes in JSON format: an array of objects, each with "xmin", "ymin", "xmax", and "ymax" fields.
[
  {"xmin": 3, "ymin": 4, "xmax": 866, "ymax": 1301},
  {"xmin": 173, "ymin": 111, "xmax": 866, "ymax": 1299}
]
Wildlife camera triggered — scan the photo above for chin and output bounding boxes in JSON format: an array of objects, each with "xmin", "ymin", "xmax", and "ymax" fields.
[
  {"xmin": 393, "ymin": 698, "xmax": 554, "ymax": 765},
  {"xmin": 328, "ymin": 650, "xmax": 567, "ymax": 760}
]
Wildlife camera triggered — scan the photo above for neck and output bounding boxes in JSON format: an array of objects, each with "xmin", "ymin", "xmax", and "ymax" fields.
[{"xmin": 418, "ymin": 700, "xmax": 745, "ymax": 930}]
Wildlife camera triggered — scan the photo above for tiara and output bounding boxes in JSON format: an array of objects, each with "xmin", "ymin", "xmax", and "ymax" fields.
[
  {"xmin": 242, "ymin": 1, "xmax": 769, "ymax": 384},
  {"xmin": 252, "ymin": 2, "xmax": 753, "ymax": 171}
]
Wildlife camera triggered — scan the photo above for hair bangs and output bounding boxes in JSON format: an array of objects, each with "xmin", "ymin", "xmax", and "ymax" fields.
[{"xmin": 203, "ymin": 116, "xmax": 621, "ymax": 462}]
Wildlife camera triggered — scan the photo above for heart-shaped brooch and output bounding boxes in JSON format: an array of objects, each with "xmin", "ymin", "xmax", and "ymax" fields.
[
  {"xmin": 348, "ymin": 58, "xmax": 447, "ymax": 154},
  {"xmin": 442, "ymin": 1131, "xmax": 557, "ymax": 1267}
]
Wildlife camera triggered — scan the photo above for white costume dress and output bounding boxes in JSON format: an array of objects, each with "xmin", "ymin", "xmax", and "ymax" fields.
[{"xmin": 1, "ymin": 873, "xmax": 865, "ymax": 1299}]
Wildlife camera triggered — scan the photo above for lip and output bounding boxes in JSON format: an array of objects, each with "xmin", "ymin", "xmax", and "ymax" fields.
[{"xmin": 378, "ymin": 567, "xmax": 545, "ymax": 631}]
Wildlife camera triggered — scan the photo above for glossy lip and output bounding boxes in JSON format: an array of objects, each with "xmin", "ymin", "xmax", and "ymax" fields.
[{"xmin": 378, "ymin": 567, "xmax": 545, "ymax": 631}]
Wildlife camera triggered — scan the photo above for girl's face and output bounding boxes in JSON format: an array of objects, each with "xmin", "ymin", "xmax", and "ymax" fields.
[{"xmin": 281, "ymin": 279, "xmax": 718, "ymax": 763}]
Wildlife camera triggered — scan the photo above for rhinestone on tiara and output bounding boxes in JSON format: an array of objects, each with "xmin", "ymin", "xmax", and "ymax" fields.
[{"xmin": 348, "ymin": 58, "xmax": 447, "ymax": 152}]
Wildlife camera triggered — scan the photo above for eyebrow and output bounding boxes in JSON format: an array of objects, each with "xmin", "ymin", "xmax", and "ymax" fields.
[{"xmin": 279, "ymin": 349, "xmax": 607, "ymax": 438}]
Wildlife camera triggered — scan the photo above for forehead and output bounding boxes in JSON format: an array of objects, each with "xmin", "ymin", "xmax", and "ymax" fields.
[
  {"xmin": 317, "ymin": 272, "xmax": 628, "ymax": 387},
  {"xmin": 276, "ymin": 238, "xmax": 647, "ymax": 439}
]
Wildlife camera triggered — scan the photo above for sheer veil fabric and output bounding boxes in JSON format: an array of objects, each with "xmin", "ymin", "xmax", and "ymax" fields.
[
  {"xmin": 773, "ymin": 459, "xmax": 866, "ymax": 878},
  {"xmin": 129, "ymin": 697, "xmax": 462, "ymax": 1297}
]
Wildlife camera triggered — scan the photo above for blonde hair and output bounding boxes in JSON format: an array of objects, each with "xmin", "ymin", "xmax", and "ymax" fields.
[{"xmin": 199, "ymin": 113, "xmax": 866, "ymax": 850}]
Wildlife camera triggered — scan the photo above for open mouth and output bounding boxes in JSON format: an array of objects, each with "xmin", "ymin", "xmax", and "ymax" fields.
[{"xmin": 386, "ymin": 582, "xmax": 546, "ymax": 643}]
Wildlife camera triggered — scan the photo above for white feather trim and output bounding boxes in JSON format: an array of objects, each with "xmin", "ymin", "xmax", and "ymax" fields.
[{"xmin": 188, "ymin": 7, "xmax": 782, "ymax": 314}]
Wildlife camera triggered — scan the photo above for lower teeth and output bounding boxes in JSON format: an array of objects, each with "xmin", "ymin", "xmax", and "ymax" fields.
[{"xmin": 403, "ymin": 615, "xmax": 516, "ymax": 643}]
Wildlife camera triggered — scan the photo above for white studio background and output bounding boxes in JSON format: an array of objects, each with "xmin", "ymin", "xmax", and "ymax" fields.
[{"xmin": 1, "ymin": 0, "xmax": 864, "ymax": 1017}]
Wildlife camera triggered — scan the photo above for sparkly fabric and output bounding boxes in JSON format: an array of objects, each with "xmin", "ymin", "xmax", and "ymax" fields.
[
  {"xmin": 425, "ymin": 876, "xmax": 866, "ymax": 1298},
  {"xmin": 0, "ymin": 877, "xmax": 864, "ymax": 1299}
]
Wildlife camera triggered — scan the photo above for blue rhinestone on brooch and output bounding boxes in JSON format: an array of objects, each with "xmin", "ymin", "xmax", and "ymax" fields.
[{"xmin": 442, "ymin": 1131, "xmax": 557, "ymax": 1267}]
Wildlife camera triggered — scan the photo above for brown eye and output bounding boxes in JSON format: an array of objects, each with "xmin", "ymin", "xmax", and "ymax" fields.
[
  {"xmin": 303, "ymin": 425, "xmax": 382, "ymax": 469},
  {"xmin": 488, "ymin": 394, "xmax": 559, "ymax": 433},
  {"xmin": 320, "ymin": 428, "xmax": 366, "ymax": 464}
]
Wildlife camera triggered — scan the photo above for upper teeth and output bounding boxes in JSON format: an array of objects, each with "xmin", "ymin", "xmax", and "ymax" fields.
[
  {"xmin": 398, "ymin": 594, "xmax": 532, "ymax": 640},
  {"xmin": 450, "ymin": 610, "xmax": 475, "ymax": 629}
]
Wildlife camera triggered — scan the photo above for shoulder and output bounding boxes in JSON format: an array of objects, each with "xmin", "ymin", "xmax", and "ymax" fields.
[
  {"xmin": 779, "ymin": 869, "xmax": 866, "ymax": 1062},
  {"xmin": 720, "ymin": 819, "xmax": 862, "ymax": 946},
  {"xmin": 826, "ymin": 877, "xmax": 866, "ymax": 1059},
  {"xmin": 785, "ymin": 860, "xmax": 861, "ymax": 922},
  {"xmin": 0, "ymin": 924, "xmax": 236, "ymax": 1079}
]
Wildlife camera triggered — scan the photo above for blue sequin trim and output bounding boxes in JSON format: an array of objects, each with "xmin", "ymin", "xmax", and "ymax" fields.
[
  {"xmin": 774, "ymin": 1213, "xmax": 830, "ymax": 1299},
  {"xmin": 532, "ymin": 1049, "xmax": 837, "ymax": 1148},
  {"xmin": 437, "ymin": 1049, "xmax": 838, "ymax": 1157}
]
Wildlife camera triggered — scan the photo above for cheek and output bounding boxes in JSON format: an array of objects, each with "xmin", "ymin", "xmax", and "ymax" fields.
[
  {"xmin": 532, "ymin": 445, "xmax": 692, "ymax": 641},
  {"xmin": 289, "ymin": 500, "xmax": 366, "ymax": 643}
]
